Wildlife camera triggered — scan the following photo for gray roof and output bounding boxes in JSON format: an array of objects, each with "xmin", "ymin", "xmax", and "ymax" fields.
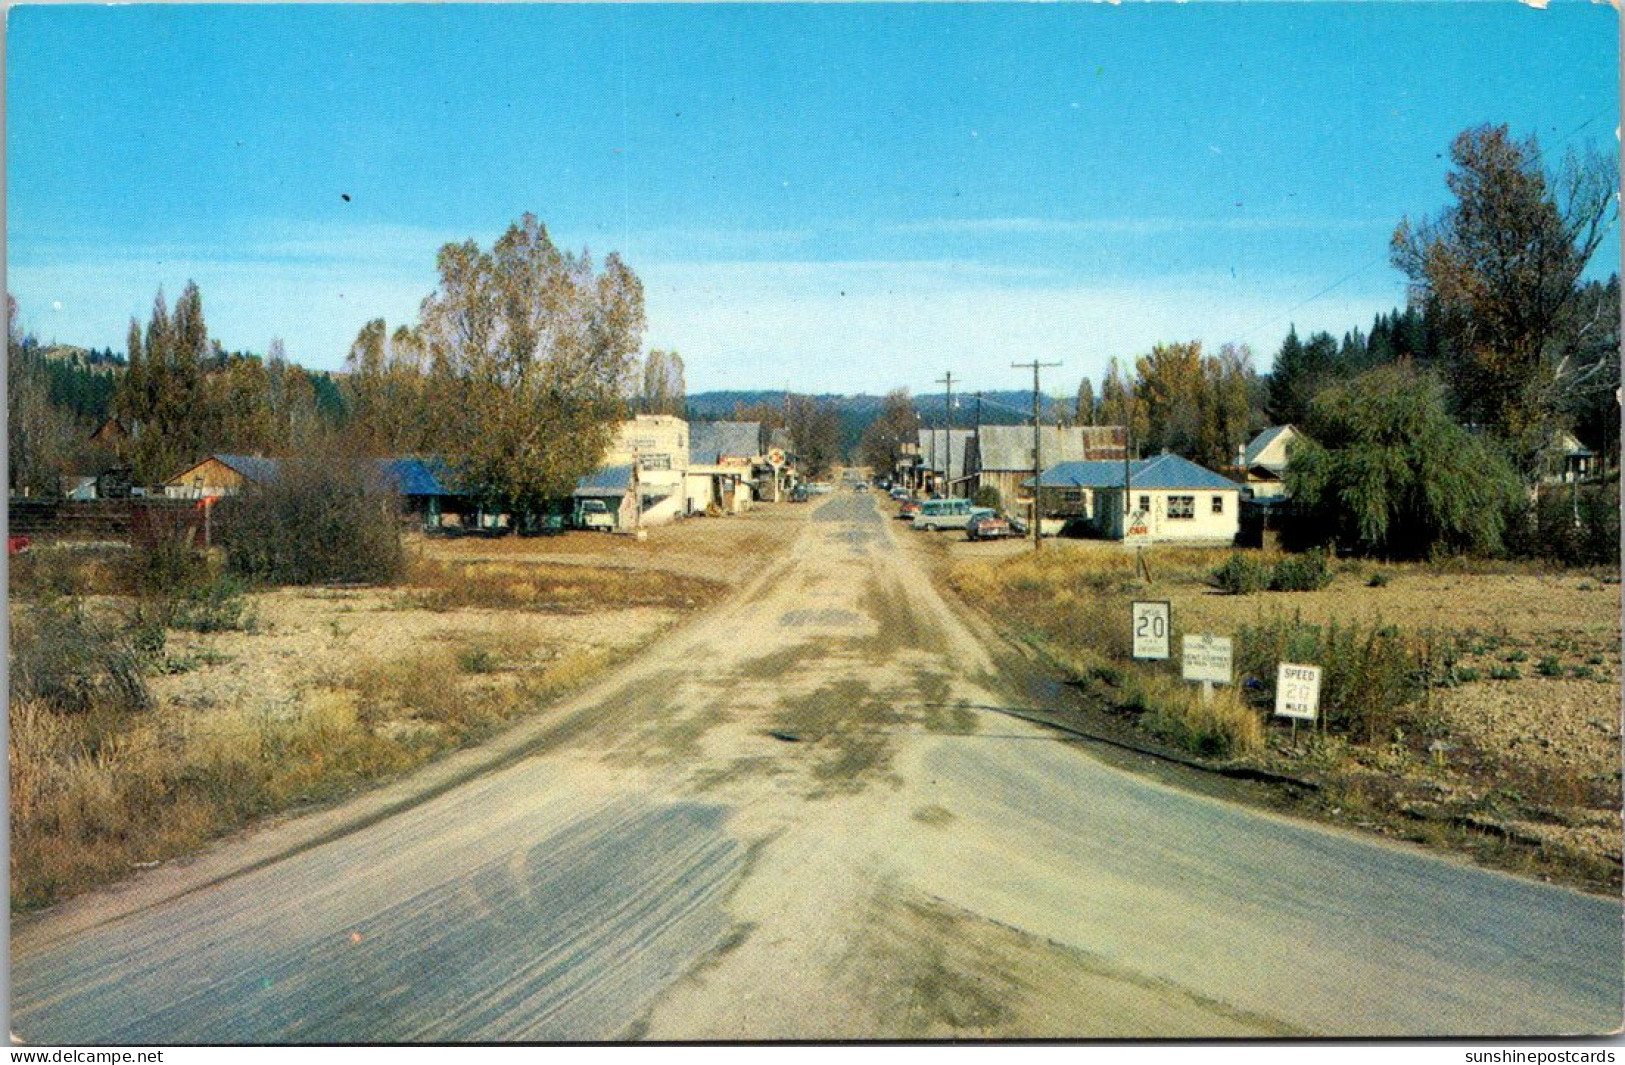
[
  {"xmin": 918, "ymin": 429, "xmax": 975, "ymax": 481},
  {"xmin": 211, "ymin": 454, "xmax": 282, "ymax": 484},
  {"xmin": 973, "ymin": 425, "xmax": 1126, "ymax": 472},
  {"xmin": 1033, "ymin": 453, "xmax": 1242, "ymax": 491},
  {"xmin": 690, "ymin": 421, "xmax": 761, "ymax": 464},
  {"xmin": 1242, "ymin": 425, "xmax": 1297, "ymax": 469}
]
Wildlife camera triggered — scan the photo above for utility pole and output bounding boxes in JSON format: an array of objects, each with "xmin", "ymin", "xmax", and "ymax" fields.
[
  {"xmin": 1013, "ymin": 361, "xmax": 1061, "ymax": 551},
  {"xmin": 972, "ymin": 392, "xmax": 983, "ymax": 498},
  {"xmin": 936, "ymin": 372, "xmax": 955, "ymax": 496}
]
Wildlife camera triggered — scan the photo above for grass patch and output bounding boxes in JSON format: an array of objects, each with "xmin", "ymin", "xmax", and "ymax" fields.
[{"xmin": 402, "ymin": 556, "xmax": 723, "ymax": 613}]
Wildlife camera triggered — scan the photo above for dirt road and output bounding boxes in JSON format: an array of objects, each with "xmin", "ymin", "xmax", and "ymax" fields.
[{"xmin": 12, "ymin": 492, "xmax": 1621, "ymax": 1040}]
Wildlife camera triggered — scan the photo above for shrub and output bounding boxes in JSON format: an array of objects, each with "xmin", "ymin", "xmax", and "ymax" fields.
[
  {"xmin": 1490, "ymin": 664, "xmax": 1522, "ymax": 681},
  {"xmin": 1368, "ymin": 571, "xmax": 1390, "ymax": 588},
  {"xmin": 1237, "ymin": 613, "xmax": 1443, "ymax": 741},
  {"xmin": 170, "ymin": 575, "xmax": 256, "ymax": 634},
  {"xmin": 1213, "ymin": 553, "xmax": 1270, "ymax": 595},
  {"xmin": 11, "ymin": 598, "xmax": 152, "ymax": 716},
  {"xmin": 1536, "ymin": 655, "xmax": 1563, "ymax": 678},
  {"xmin": 971, "ymin": 485, "xmax": 1002, "ymax": 512},
  {"xmin": 1456, "ymin": 667, "xmax": 1481, "ymax": 683},
  {"xmin": 217, "ymin": 453, "xmax": 405, "ymax": 586},
  {"xmin": 1125, "ymin": 674, "xmax": 1262, "ymax": 759},
  {"xmin": 1270, "ymin": 548, "xmax": 1333, "ymax": 592}
]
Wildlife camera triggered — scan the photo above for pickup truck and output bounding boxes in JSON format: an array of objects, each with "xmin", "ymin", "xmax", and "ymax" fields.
[{"xmin": 574, "ymin": 499, "xmax": 616, "ymax": 531}]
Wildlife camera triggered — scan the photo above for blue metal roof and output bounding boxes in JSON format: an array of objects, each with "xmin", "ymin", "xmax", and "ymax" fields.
[
  {"xmin": 377, "ymin": 457, "xmax": 462, "ymax": 497},
  {"xmin": 574, "ymin": 464, "xmax": 634, "ymax": 496},
  {"xmin": 1033, "ymin": 453, "xmax": 1242, "ymax": 491}
]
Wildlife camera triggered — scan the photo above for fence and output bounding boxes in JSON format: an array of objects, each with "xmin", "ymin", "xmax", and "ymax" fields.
[{"xmin": 8, "ymin": 498, "xmax": 209, "ymax": 545}]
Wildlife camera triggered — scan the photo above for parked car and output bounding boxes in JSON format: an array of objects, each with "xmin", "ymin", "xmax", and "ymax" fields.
[
  {"xmin": 790, "ymin": 484, "xmax": 810, "ymax": 502},
  {"xmin": 897, "ymin": 499, "xmax": 923, "ymax": 520},
  {"xmin": 966, "ymin": 511, "xmax": 1013, "ymax": 541},
  {"xmin": 912, "ymin": 499, "xmax": 992, "ymax": 532}
]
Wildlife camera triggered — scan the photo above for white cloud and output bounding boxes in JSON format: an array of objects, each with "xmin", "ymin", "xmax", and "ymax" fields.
[{"xmin": 883, "ymin": 215, "xmax": 1389, "ymax": 238}]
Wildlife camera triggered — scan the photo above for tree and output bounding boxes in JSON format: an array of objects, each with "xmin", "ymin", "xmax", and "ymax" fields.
[
  {"xmin": 1391, "ymin": 123, "xmax": 1619, "ymax": 473},
  {"xmin": 1135, "ymin": 341, "xmax": 1205, "ymax": 456},
  {"xmin": 112, "ymin": 283, "xmax": 217, "ymax": 485},
  {"xmin": 1266, "ymin": 327, "xmax": 1341, "ymax": 426},
  {"xmin": 638, "ymin": 350, "xmax": 686, "ymax": 416},
  {"xmin": 785, "ymin": 395, "xmax": 843, "ymax": 477},
  {"xmin": 415, "ymin": 213, "xmax": 645, "ymax": 512},
  {"xmin": 858, "ymin": 388, "xmax": 921, "ymax": 474},
  {"xmin": 1286, "ymin": 365, "xmax": 1522, "ymax": 558},
  {"xmin": 1075, "ymin": 377, "xmax": 1096, "ymax": 426},
  {"xmin": 1198, "ymin": 343, "xmax": 1259, "ymax": 469},
  {"xmin": 7, "ymin": 296, "xmax": 80, "ymax": 494},
  {"xmin": 1099, "ymin": 357, "xmax": 1147, "ymax": 452}
]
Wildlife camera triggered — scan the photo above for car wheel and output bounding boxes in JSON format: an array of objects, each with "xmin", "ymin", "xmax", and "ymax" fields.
[{"xmin": 924, "ymin": 523, "xmax": 938, "ymax": 532}]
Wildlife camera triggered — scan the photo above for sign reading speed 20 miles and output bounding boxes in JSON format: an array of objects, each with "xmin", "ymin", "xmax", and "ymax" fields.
[
  {"xmin": 1130, "ymin": 601, "xmax": 1171, "ymax": 660},
  {"xmin": 1274, "ymin": 662, "xmax": 1323, "ymax": 721}
]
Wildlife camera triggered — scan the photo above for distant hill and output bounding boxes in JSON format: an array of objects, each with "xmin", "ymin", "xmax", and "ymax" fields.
[{"xmin": 685, "ymin": 389, "xmax": 1078, "ymax": 459}]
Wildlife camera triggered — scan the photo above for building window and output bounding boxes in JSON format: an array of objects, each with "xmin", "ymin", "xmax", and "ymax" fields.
[
  {"xmin": 1211, "ymin": 495, "xmax": 1224, "ymax": 515},
  {"xmin": 1168, "ymin": 495, "xmax": 1195, "ymax": 520},
  {"xmin": 1138, "ymin": 495, "xmax": 1150, "ymax": 514}
]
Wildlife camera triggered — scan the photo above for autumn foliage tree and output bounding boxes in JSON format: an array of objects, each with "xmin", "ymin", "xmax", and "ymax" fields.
[
  {"xmin": 1391, "ymin": 123, "xmax": 1618, "ymax": 476},
  {"xmin": 413, "ymin": 214, "xmax": 646, "ymax": 512},
  {"xmin": 858, "ymin": 388, "xmax": 921, "ymax": 475}
]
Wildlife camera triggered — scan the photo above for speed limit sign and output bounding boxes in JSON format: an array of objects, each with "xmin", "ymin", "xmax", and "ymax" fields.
[{"xmin": 1131, "ymin": 601, "xmax": 1171, "ymax": 660}]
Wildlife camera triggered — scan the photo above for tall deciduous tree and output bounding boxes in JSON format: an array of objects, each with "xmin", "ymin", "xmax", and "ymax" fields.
[
  {"xmin": 858, "ymin": 388, "xmax": 921, "ymax": 474},
  {"xmin": 416, "ymin": 213, "xmax": 645, "ymax": 511},
  {"xmin": 1099, "ymin": 357, "xmax": 1147, "ymax": 453},
  {"xmin": 1391, "ymin": 123, "xmax": 1618, "ymax": 473}
]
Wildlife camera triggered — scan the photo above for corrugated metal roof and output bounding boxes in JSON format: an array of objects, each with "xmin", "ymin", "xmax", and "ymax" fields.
[
  {"xmin": 1035, "ymin": 453, "xmax": 1242, "ymax": 491},
  {"xmin": 689, "ymin": 421, "xmax": 761, "ymax": 464},
  {"xmin": 377, "ymin": 457, "xmax": 463, "ymax": 497},
  {"xmin": 212, "ymin": 454, "xmax": 282, "ymax": 484},
  {"xmin": 973, "ymin": 425, "xmax": 1127, "ymax": 471},
  {"xmin": 574, "ymin": 464, "xmax": 634, "ymax": 496},
  {"xmin": 917, "ymin": 429, "xmax": 975, "ymax": 480}
]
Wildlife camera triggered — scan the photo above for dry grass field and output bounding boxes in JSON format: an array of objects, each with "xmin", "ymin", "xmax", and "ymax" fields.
[
  {"xmin": 942, "ymin": 535, "xmax": 1622, "ymax": 890},
  {"xmin": 9, "ymin": 506, "xmax": 802, "ymax": 911}
]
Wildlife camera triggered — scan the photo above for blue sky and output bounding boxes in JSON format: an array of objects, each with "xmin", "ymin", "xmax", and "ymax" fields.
[{"xmin": 6, "ymin": 2, "xmax": 1619, "ymax": 396}]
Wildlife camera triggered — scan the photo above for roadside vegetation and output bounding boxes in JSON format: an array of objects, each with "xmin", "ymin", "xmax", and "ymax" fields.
[
  {"xmin": 8, "ymin": 505, "xmax": 740, "ymax": 911},
  {"xmin": 948, "ymin": 542, "xmax": 1621, "ymax": 890}
]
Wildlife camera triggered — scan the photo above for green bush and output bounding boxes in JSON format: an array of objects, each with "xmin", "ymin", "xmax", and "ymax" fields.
[
  {"xmin": 1213, "ymin": 553, "xmax": 1270, "ymax": 595},
  {"xmin": 1368, "ymin": 571, "xmax": 1390, "ymax": 588},
  {"xmin": 1490, "ymin": 664, "xmax": 1522, "ymax": 681},
  {"xmin": 1536, "ymin": 655, "xmax": 1563, "ymax": 678},
  {"xmin": 171, "ymin": 576, "xmax": 256, "ymax": 633},
  {"xmin": 971, "ymin": 485, "xmax": 1002, "ymax": 512},
  {"xmin": 218, "ymin": 453, "xmax": 405, "ymax": 586},
  {"xmin": 1270, "ymin": 548, "xmax": 1333, "ymax": 592}
]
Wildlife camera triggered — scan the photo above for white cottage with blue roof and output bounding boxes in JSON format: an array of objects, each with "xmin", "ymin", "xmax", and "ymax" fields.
[{"xmin": 1032, "ymin": 453, "xmax": 1243, "ymax": 543}]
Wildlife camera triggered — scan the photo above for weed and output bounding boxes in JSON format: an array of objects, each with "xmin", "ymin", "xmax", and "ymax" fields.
[
  {"xmin": 11, "ymin": 598, "xmax": 152, "ymax": 716},
  {"xmin": 1505, "ymin": 649, "xmax": 1528, "ymax": 663},
  {"xmin": 1368, "ymin": 571, "xmax": 1390, "ymax": 588},
  {"xmin": 1455, "ymin": 667, "xmax": 1481, "ymax": 683},
  {"xmin": 1570, "ymin": 665, "xmax": 1598, "ymax": 681},
  {"xmin": 171, "ymin": 576, "xmax": 256, "ymax": 634},
  {"xmin": 1489, "ymin": 664, "xmax": 1522, "ymax": 681},
  {"xmin": 1270, "ymin": 548, "xmax": 1334, "ymax": 592},
  {"xmin": 1213, "ymin": 553, "xmax": 1271, "ymax": 595},
  {"xmin": 1536, "ymin": 656, "xmax": 1563, "ymax": 678},
  {"xmin": 457, "ymin": 646, "xmax": 501, "ymax": 674}
]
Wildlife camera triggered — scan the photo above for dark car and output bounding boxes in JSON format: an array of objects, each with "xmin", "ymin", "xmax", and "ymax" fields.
[{"xmin": 966, "ymin": 511, "xmax": 1014, "ymax": 541}]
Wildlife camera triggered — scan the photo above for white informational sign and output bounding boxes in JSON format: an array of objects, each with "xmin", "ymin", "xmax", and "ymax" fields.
[
  {"xmin": 1274, "ymin": 662, "xmax": 1323, "ymax": 721},
  {"xmin": 1131, "ymin": 601, "xmax": 1171, "ymax": 660},
  {"xmin": 1181, "ymin": 633, "xmax": 1233, "ymax": 685}
]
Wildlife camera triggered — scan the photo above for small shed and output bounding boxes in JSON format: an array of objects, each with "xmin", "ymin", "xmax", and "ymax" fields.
[
  {"xmin": 1239, "ymin": 425, "xmax": 1304, "ymax": 500},
  {"xmin": 573, "ymin": 465, "xmax": 636, "ymax": 530}
]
